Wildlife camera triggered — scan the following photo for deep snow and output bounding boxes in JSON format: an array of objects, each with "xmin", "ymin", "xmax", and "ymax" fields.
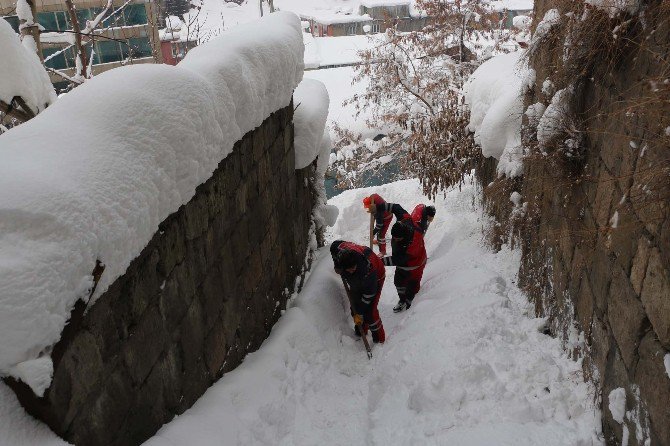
[
  {"xmin": 0, "ymin": 178, "xmax": 602, "ymax": 445},
  {"xmin": 0, "ymin": 11, "xmax": 304, "ymax": 388},
  {"xmin": 140, "ymin": 178, "xmax": 602, "ymax": 446}
]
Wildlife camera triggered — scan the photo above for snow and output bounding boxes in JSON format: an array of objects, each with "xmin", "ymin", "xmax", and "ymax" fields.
[
  {"xmin": 610, "ymin": 210, "xmax": 619, "ymax": 229},
  {"xmin": 542, "ymin": 78, "xmax": 556, "ymax": 97},
  {"xmin": 294, "ymin": 78, "xmax": 330, "ymax": 169},
  {"xmin": 308, "ymin": 34, "xmax": 376, "ymax": 67},
  {"xmin": 586, "ymin": 0, "xmax": 640, "ymax": 17},
  {"xmin": 513, "ymin": 15, "xmax": 532, "ymax": 30},
  {"xmin": 8, "ymin": 357, "xmax": 53, "ymax": 397},
  {"xmin": 0, "ymin": 383, "xmax": 68, "ymax": 446},
  {"xmin": 665, "ymin": 353, "xmax": 670, "ymax": 379},
  {"xmin": 0, "ymin": 19, "xmax": 56, "ymax": 115},
  {"xmin": 188, "ymin": 0, "xmax": 422, "ymax": 40},
  {"xmin": 537, "ymin": 87, "xmax": 572, "ymax": 150},
  {"xmin": 143, "ymin": 178, "xmax": 601, "ymax": 446},
  {"xmin": 491, "ymin": 0, "xmax": 534, "ymax": 12},
  {"xmin": 305, "ymin": 66, "xmax": 376, "ymax": 138},
  {"xmin": 532, "ymin": 9, "xmax": 560, "ymax": 44},
  {"xmin": 608, "ymin": 388, "xmax": 627, "ymax": 424},
  {"xmin": 0, "ymin": 11, "xmax": 303, "ymax": 384},
  {"xmin": 525, "ymin": 101, "xmax": 546, "ymax": 127},
  {"xmin": 463, "ymin": 51, "xmax": 531, "ymax": 178},
  {"xmin": 360, "ymin": 0, "xmax": 411, "ymax": 6},
  {"xmin": 15, "ymin": 0, "xmax": 34, "ymax": 25}
]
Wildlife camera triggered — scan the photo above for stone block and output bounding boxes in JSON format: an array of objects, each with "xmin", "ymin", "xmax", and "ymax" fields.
[
  {"xmin": 607, "ymin": 265, "xmax": 648, "ymax": 372},
  {"xmin": 204, "ymin": 318, "xmax": 228, "ymax": 379},
  {"xmin": 634, "ymin": 331, "xmax": 670, "ymax": 444},
  {"xmin": 74, "ymin": 370, "xmax": 132, "ymax": 445},
  {"xmin": 575, "ymin": 273, "xmax": 594, "ymax": 337},
  {"xmin": 589, "ymin": 249, "xmax": 612, "ymax": 319},
  {"xmin": 235, "ymin": 182, "xmax": 248, "ymax": 214},
  {"xmin": 630, "ymin": 236, "xmax": 651, "ymax": 296},
  {"xmin": 50, "ymin": 331, "xmax": 105, "ymax": 429},
  {"xmin": 178, "ymin": 297, "xmax": 206, "ymax": 372},
  {"xmin": 156, "ymin": 217, "xmax": 186, "ymax": 276},
  {"xmin": 640, "ymin": 247, "xmax": 670, "ymax": 349},
  {"xmin": 122, "ymin": 306, "xmax": 167, "ymax": 385}
]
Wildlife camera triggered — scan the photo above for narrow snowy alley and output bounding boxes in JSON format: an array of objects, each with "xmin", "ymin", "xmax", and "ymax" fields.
[{"xmin": 144, "ymin": 179, "xmax": 602, "ymax": 446}]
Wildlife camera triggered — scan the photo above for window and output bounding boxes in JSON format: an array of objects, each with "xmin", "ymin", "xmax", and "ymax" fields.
[
  {"xmin": 347, "ymin": 24, "xmax": 357, "ymax": 35},
  {"xmin": 37, "ymin": 11, "xmax": 69, "ymax": 32},
  {"xmin": 42, "ymin": 47, "xmax": 68, "ymax": 70},
  {"xmin": 123, "ymin": 4, "xmax": 148, "ymax": 26},
  {"xmin": 371, "ymin": 23, "xmax": 380, "ymax": 33},
  {"xmin": 2, "ymin": 16, "xmax": 20, "ymax": 33},
  {"xmin": 96, "ymin": 40, "xmax": 123, "ymax": 63},
  {"xmin": 128, "ymin": 37, "xmax": 152, "ymax": 58}
]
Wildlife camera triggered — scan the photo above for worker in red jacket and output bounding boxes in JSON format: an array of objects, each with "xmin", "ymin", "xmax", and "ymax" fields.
[
  {"xmin": 373, "ymin": 202, "xmax": 435, "ymax": 312},
  {"xmin": 363, "ymin": 194, "xmax": 394, "ymax": 255},
  {"xmin": 411, "ymin": 204, "xmax": 436, "ymax": 234},
  {"xmin": 331, "ymin": 240, "xmax": 386, "ymax": 343}
]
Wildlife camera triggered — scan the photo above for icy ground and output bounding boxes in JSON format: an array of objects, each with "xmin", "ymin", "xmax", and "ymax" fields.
[
  {"xmin": 0, "ymin": 178, "xmax": 602, "ymax": 445},
  {"xmin": 143, "ymin": 178, "xmax": 602, "ymax": 445}
]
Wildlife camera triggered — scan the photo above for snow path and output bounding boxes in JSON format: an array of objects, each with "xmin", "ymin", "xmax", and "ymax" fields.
[
  {"xmin": 0, "ymin": 178, "xmax": 601, "ymax": 445},
  {"xmin": 145, "ymin": 178, "xmax": 602, "ymax": 446}
]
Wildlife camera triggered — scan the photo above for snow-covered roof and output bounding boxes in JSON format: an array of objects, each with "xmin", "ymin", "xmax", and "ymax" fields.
[
  {"xmin": 187, "ymin": 0, "xmax": 423, "ymax": 38},
  {"xmin": 360, "ymin": 0, "xmax": 411, "ymax": 7},
  {"xmin": 299, "ymin": 12, "xmax": 372, "ymax": 25},
  {"xmin": 0, "ymin": 11, "xmax": 304, "ymax": 392},
  {"xmin": 304, "ymin": 34, "xmax": 379, "ymax": 68},
  {"xmin": 491, "ymin": 0, "xmax": 534, "ymax": 12}
]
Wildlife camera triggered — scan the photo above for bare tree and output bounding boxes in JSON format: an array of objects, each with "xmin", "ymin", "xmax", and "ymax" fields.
[{"xmin": 344, "ymin": 0, "xmax": 517, "ymax": 197}]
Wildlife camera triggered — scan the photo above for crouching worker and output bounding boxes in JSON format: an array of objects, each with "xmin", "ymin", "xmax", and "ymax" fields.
[
  {"xmin": 374, "ymin": 202, "xmax": 432, "ymax": 312},
  {"xmin": 364, "ymin": 194, "xmax": 393, "ymax": 255},
  {"xmin": 411, "ymin": 204, "xmax": 436, "ymax": 234},
  {"xmin": 331, "ymin": 240, "xmax": 386, "ymax": 343}
]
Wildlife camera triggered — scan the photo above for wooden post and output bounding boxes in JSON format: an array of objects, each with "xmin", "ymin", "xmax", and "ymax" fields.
[
  {"xmin": 64, "ymin": 0, "xmax": 89, "ymax": 80},
  {"xmin": 17, "ymin": 0, "xmax": 43, "ymax": 62}
]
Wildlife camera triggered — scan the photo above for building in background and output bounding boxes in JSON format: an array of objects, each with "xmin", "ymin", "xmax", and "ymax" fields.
[
  {"xmin": 301, "ymin": 0, "xmax": 427, "ymax": 37},
  {"xmin": 159, "ymin": 14, "xmax": 196, "ymax": 65},
  {"xmin": 1, "ymin": 0, "xmax": 162, "ymax": 88},
  {"xmin": 490, "ymin": 0, "xmax": 533, "ymax": 28}
]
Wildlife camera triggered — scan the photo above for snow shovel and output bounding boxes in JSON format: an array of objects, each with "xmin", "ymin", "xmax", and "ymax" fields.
[
  {"xmin": 369, "ymin": 212, "xmax": 374, "ymax": 250},
  {"xmin": 342, "ymin": 278, "xmax": 373, "ymax": 360}
]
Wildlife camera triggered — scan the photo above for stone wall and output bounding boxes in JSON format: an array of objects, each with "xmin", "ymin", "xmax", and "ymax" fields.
[
  {"xmin": 5, "ymin": 103, "xmax": 320, "ymax": 446},
  {"xmin": 478, "ymin": 2, "xmax": 670, "ymax": 445}
]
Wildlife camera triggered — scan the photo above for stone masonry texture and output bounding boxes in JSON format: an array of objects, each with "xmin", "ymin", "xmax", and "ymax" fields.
[
  {"xmin": 5, "ymin": 103, "xmax": 319, "ymax": 446},
  {"xmin": 478, "ymin": 1, "xmax": 670, "ymax": 445}
]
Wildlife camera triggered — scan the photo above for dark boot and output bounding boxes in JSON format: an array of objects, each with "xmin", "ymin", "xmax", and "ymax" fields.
[{"xmin": 393, "ymin": 300, "xmax": 407, "ymax": 313}]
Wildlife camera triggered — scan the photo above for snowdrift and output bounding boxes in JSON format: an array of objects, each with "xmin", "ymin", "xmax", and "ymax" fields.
[{"xmin": 0, "ymin": 11, "xmax": 304, "ymax": 389}]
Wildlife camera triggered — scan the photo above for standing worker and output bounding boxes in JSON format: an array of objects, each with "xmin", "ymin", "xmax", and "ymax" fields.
[
  {"xmin": 363, "ymin": 194, "xmax": 394, "ymax": 255},
  {"xmin": 331, "ymin": 240, "xmax": 386, "ymax": 343},
  {"xmin": 371, "ymin": 202, "xmax": 435, "ymax": 312}
]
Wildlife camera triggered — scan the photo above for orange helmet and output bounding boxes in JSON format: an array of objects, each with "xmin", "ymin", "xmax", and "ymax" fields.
[{"xmin": 363, "ymin": 196, "xmax": 372, "ymax": 207}]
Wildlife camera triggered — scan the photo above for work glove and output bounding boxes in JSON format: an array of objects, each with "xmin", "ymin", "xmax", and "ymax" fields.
[
  {"xmin": 426, "ymin": 205, "xmax": 436, "ymax": 217},
  {"xmin": 353, "ymin": 314, "xmax": 363, "ymax": 326}
]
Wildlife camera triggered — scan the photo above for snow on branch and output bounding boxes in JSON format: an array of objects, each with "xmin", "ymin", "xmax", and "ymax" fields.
[{"xmin": 0, "ymin": 19, "xmax": 56, "ymax": 120}]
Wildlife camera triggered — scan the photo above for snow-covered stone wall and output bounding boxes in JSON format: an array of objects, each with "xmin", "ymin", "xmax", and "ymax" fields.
[
  {"xmin": 6, "ymin": 103, "xmax": 320, "ymax": 446},
  {"xmin": 476, "ymin": 2, "xmax": 670, "ymax": 445},
  {"xmin": 0, "ymin": 10, "xmax": 332, "ymax": 446}
]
